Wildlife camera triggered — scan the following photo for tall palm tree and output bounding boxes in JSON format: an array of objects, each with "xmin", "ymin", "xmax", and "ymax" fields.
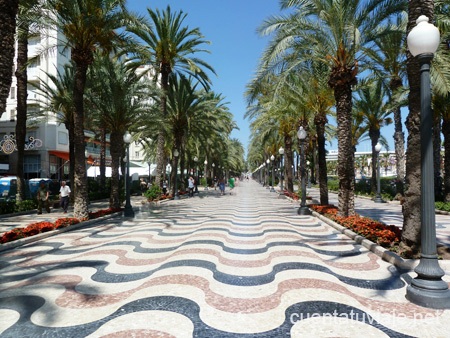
[
  {"xmin": 45, "ymin": 0, "xmax": 130, "ymax": 219},
  {"xmin": 401, "ymin": 0, "xmax": 435, "ymax": 255},
  {"xmin": 37, "ymin": 63, "xmax": 76, "ymax": 191},
  {"xmin": 15, "ymin": 0, "xmax": 43, "ymax": 202},
  {"xmin": 87, "ymin": 54, "xmax": 152, "ymax": 209},
  {"xmin": 0, "ymin": 0, "xmax": 18, "ymax": 119},
  {"xmin": 258, "ymin": 0, "xmax": 405, "ymax": 216},
  {"xmin": 365, "ymin": 14, "xmax": 407, "ymax": 197},
  {"xmin": 354, "ymin": 79, "xmax": 392, "ymax": 195},
  {"xmin": 129, "ymin": 5, "xmax": 215, "ymax": 188}
]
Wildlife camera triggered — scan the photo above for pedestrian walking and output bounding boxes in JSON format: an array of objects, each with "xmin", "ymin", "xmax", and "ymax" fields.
[
  {"xmin": 59, "ymin": 180, "xmax": 71, "ymax": 213},
  {"xmin": 37, "ymin": 180, "xmax": 50, "ymax": 214},
  {"xmin": 188, "ymin": 176, "xmax": 195, "ymax": 197},
  {"xmin": 228, "ymin": 176, "xmax": 235, "ymax": 195},
  {"xmin": 218, "ymin": 177, "xmax": 225, "ymax": 195}
]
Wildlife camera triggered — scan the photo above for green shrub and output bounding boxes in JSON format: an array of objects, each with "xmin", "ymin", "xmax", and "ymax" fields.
[
  {"xmin": 144, "ymin": 185, "xmax": 162, "ymax": 201},
  {"xmin": 15, "ymin": 199, "xmax": 37, "ymax": 212}
]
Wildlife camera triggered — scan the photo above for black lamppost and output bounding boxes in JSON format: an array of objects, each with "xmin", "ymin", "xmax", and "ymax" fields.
[
  {"xmin": 203, "ymin": 160, "xmax": 208, "ymax": 190},
  {"xmin": 374, "ymin": 143, "xmax": 385, "ymax": 203},
  {"xmin": 173, "ymin": 149, "xmax": 180, "ymax": 200},
  {"xmin": 194, "ymin": 156, "xmax": 199, "ymax": 193},
  {"xmin": 123, "ymin": 131, "xmax": 134, "ymax": 217},
  {"xmin": 270, "ymin": 154, "xmax": 275, "ymax": 192},
  {"xmin": 405, "ymin": 15, "xmax": 450, "ymax": 309},
  {"xmin": 297, "ymin": 126, "xmax": 311, "ymax": 215},
  {"xmin": 279, "ymin": 147, "xmax": 284, "ymax": 192}
]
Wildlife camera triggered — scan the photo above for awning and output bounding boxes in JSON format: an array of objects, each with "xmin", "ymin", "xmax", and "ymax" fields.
[{"xmin": 49, "ymin": 150, "xmax": 70, "ymax": 161}]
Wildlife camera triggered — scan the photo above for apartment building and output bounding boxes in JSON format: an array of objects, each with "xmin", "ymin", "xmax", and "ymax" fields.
[{"xmin": 0, "ymin": 27, "xmax": 153, "ymax": 181}]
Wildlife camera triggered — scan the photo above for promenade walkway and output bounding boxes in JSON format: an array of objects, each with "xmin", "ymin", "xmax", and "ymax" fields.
[{"xmin": 0, "ymin": 180, "xmax": 449, "ymax": 337}]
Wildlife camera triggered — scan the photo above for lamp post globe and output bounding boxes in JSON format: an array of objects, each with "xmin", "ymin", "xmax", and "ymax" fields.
[
  {"xmin": 123, "ymin": 131, "xmax": 134, "ymax": 217},
  {"xmin": 373, "ymin": 143, "xmax": 385, "ymax": 203},
  {"xmin": 297, "ymin": 126, "xmax": 311, "ymax": 215},
  {"xmin": 405, "ymin": 16, "xmax": 450, "ymax": 309}
]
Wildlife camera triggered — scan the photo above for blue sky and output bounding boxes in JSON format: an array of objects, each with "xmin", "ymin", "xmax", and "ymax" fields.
[{"xmin": 126, "ymin": 0, "xmax": 397, "ymax": 154}]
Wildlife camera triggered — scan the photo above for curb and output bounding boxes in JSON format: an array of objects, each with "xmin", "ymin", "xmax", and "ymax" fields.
[
  {"xmin": 311, "ymin": 210, "xmax": 417, "ymax": 271},
  {"xmin": 0, "ymin": 212, "xmax": 121, "ymax": 253}
]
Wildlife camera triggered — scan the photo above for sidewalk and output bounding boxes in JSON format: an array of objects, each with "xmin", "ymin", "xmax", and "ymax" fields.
[{"xmin": 0, "ymin": 180, "xmax": 449, "ymax": 337}]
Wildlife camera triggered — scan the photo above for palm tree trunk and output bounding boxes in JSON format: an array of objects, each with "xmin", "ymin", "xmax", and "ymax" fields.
[
  {"xmin": 370, "ymin": 129, "xmax": 380, "ymax": 196},
  {"xmin": 284, "ymin": 134, "xmax": 294, "ymax": 192},
  {"xmin": 335, "ymin": 84, "xmax": 356, "ymax": 217},
  {"xmin": 155, "ymin": 70, "xmax": 170, "ymax": 188},
  {"xmin": 443, "ymin": 117, "xmax": 450, "ymax": 202},
  {"xmin": 100, "ymin": 126, "xmax": 107, "ymax": 194},
  {"xmin": 72, "ymin": 59, "xmax": 89, "ymax": 219},
  {"xmin": 0, "ymin": 0, "xmax": 19, "ymax": 119},
  {"xmin": 109, "ymin": 131, "xmax": 122, "ymax": 209},
  {"xmin": 401, "ymin": 0, "xmax": 435, "ymax": 254},
  {"xmin": 15, "ymin": 23, "xmax": 28, "ymax": 202},
  {"xmin": 433, "ymin": 111, "xmax": 442, "ymax": 200},
  {"xmin": 315, "ymin": 114, "xmax": 328, "ymax": 205}
]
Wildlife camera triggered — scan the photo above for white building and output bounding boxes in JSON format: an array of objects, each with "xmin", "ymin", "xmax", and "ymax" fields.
[{"xmin": 0, "ymin": 29, "xmax": 154, "ymax": 181}]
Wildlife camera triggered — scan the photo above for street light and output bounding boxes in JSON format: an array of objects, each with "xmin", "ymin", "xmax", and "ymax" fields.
[
  {"xmin": 123, "ymin": 131, "xmax": 134, "ymax": 217},
  {"xmin": 173, "ymin": 149, "xmax": 180, "ymax": 200},
  {"xmin": 204, "ymin": 159, "xmax": 208, "ymax": 190},
  {"xmin": 194, "ymin": 156, "xmax": 199, "ymax": 193},
  {"xmin": 266, "ymin": 159, "xmax": 270, "ymax": 188},
  {"xmin": 297, "ymin": 126, "xmax": 311, "ymax": 215},
  {"xmin": 406, "ymin": 15, "xmax": 450, "ymax": 309},
  {"xmin": 270, "ymin": 154, "xmax": 275, "ymax": 192},
  {"xmin": 279, "ymin": 147, "xmax": 284, "ymax": 192},
  {"xmin": 374, "ymin": 143, "xmax": 385, "ymax": 203}
]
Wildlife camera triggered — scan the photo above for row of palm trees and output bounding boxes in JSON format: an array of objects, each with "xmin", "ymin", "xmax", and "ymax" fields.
[
  {"xmin": 0, "ymin": 1, "xmax": 245, "ymax": 219},
  {"xmin": 245, "ymin": 0, "xmax": 450, "ymax": 255}
]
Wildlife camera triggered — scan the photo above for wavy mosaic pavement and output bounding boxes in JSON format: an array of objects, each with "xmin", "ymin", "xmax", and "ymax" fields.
[{"xmin": 1, "ymin": 181, "xmax": 449, "ymax": 337}]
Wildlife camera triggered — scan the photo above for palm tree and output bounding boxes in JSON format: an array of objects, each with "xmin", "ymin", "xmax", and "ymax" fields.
[
  {"xmin": 45, "ymin": 0, "xmax": 130, "ymax": 219},
  {"xmin": 128, "ymin": 5, "xmax": 215, "ymax": 188},
  {"xmin": 401, "ymin": 0, "xmax": 435, "ymax": 255},
  {"xmin": 87, "ymin": 54, "xmax": 153, "ymax": 209},
  {"xmin": 15, "ymin": 0, "xmax": 43, "ymax": 202},
  {"xmin": 354, "ymin": 79, "xmax": 392, "ymax": 195},
  {"xmin": 37, "ymin": 63, "xmax": 76, "ymax": 190},
  {"xmin": 0, "ymin": 0, "xmax": 19, "ymax": 119},
  {"xmin": 258, "ymin": 0, "xmax": 405, "ymax": 216},
  {"xmin": 366, "ymin": 14, "xmax": 407, "ymax": 197}
]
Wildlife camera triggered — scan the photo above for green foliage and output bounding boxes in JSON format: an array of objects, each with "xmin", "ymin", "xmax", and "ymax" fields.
[
  {"xmin": 144, "ymin": 184, "xmax": 162, "ymax": 201},
  {"xmin": 15, "ymin": 199, "xmax": 37, "ymax": 212},
  {"xmin": 328, "ymin": 177, "xmax": 339, "ymax": 192},
  {"xmin": 435, "ymin": 201, "xmax": 450, "ymax": 212}
]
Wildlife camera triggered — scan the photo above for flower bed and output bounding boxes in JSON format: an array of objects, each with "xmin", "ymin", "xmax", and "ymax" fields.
[
  {"xmin": 0, "ymin": 207, "xmax": 122, "ymax": 245},
  {"xmin": 310, "ymin": 204, "xmax": 401, "ymax": 248}
]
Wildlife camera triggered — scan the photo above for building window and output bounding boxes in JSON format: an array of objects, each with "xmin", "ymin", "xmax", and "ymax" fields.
[
  {"xmin": 135, "ymin": 151, "xmax": 140, "ymax": 159},
  {"xmin": 58, "ymin": 131, "xmax": 68, "ymax": 145},
  {"xmin": 10, "ymin": 87, "xmax": 15, "ymax": 99},
  {"xmin": 10, "ymin": 109, "xmax": 16, "ymax": 121}
]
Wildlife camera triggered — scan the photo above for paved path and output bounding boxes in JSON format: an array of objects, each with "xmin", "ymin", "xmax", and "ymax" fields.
[{"xmin": 0, "ymin": 180, "xmax": 449, "ymax": 337}]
